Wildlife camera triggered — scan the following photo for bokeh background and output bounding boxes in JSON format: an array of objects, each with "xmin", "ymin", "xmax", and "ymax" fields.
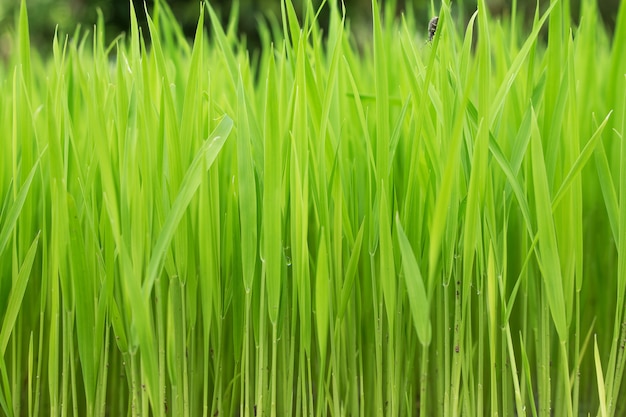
[{"xmin": 0, "ymin": 0, "xmax": 622, "ymax": 59}]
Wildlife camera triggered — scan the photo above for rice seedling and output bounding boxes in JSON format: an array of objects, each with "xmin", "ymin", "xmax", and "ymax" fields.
[{"xmin": 0, "ymin": 0, "xmax": 625, "ymax": 415}]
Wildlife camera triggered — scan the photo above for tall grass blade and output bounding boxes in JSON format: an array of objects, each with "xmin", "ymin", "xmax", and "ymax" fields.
[
  {"xmin": 530, "ymin": 108, "xmax": 567, "ymax": 341},
  {"xmin": 145, "ymin": 116, "xmax": 233, "ymax": 294},
  {"xmin": 0, "ymin": 234, "xmax": 39, "ymax": 355},
  {"xmin": 395, "ymin": 214, "xmax": 431, "ymax": 346}
]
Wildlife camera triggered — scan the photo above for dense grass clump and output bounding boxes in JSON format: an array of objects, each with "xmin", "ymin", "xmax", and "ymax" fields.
[{"xmin": 1, "ymin": 0, "xmax": 626, "ymax": 415}]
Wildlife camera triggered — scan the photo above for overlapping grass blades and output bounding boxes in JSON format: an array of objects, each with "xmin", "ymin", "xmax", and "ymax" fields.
[{"xmin": 1, "ymin": 0, "xmax": 626, "ymax": 415}]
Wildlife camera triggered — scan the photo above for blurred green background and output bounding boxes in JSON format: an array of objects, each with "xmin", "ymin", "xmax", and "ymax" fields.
[{"xmin": 0, "ymin": 0, "xmax": 622, "ymax": 58}]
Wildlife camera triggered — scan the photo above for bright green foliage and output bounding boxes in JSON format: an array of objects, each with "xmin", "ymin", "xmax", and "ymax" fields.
[{"xmin": 1, "ymin": 0, "xmax": 626, "ymax": 415}]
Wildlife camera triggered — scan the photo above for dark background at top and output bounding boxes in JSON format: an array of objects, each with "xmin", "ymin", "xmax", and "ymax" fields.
[{"xmin": 0, "ymin": 0, "xmax": 622, "ymax": 57}]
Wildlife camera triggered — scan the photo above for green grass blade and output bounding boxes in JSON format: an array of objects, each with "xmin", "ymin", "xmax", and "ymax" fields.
[
  {"xmin": 67, "ymin": 194, "xmax": 97, "ymax": 414},
  {"xmin": 262, "ymin": 50, "xmax": 282, "ymax": 324},
  {"xmin": 0, "ymin": 233, "xmax": 39, "ymax": 355},
  {"xmin": 237, "ymin": 72, "xmax": 258, "ymax": 291},
  {"xmin": 145, "ymin": 115, "xmax": 233, "ymax": 295},
  {"xmin": 0, "ymin": 153, "xmax": 43, "ymax": 256},
  {"xmin": 488, "ymin": 0, "xmax": 557, "ymax": 126},
  {"xmin": 595, "ymin": 138, "xmax": 619, "ymax": 245},
  {"xmin": 337, "ymin": 221, "xmax": 364, "ymax": 322},
  {"xmin": 551, "ymin": 111, "xmax": 612, "ymax": 210},
  {"xmin": 379, "ymin": 184, "xmax": 396, "ymax": 333},
  {"xmin": 530, "ymin": 108, "xmax": 567, "ymax": 342},
  {"xmin": 595, "ymin": 336, "xmax": 608, "ymax": 417},
  {"xmin": 315, "ymin": 231, "xmax": 330, "ymax": 360},
  {"xmin": 395, "ymin": 214, "xmax": 431, "ymax": 346}
]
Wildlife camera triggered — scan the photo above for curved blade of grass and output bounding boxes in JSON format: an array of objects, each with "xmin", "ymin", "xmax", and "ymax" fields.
[
  {"xmin": 0, "ymin": 232, "xmax": 40, "ymax": 356},
  {"xmin": 594, "ymin": 137, "xmax": 619, "ymax": 245},
  {"xmin": 388, "ymin": 95, "xmax": 411, "ymax": 174},
  {"xmin": 395, "ymin": 214, "xmax": 431, "ymax": 346},
  {"xmin": 144, "ymin": 115, "xmax": 233, "ymax": 296},
  {"xmin": 530, "ymin": 108, "xmax": 567, "ymax": 342},
  {"xmin": 551, "ymin": 111, "xmax": 612, "ymax": 210},
  {"xmin": 337, "ymin": 221, "xmax": 364, "ymax": 321},
  {"xmin": 109, "ymin": 298, "xmax": 129, "ymax": 354},
  {"xmin": 466, "ymin": 99, "xmax": 534, "ymax": 237},
  {"xmin": 488, "ymin": 0, "xmax": 557, "ymax": 127},
  {"xmin": 0, "ymin": 151, "xmax": 43, "ymax": 256}
]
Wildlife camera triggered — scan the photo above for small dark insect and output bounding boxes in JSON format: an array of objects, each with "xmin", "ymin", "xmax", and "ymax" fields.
[
  {"xmin": 428, "ymin": 16, "xmax": 439, "ymax": 42},
  {"xmin": 454, "ymin": 344, "xmax": 460, "ymax": 353}
]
